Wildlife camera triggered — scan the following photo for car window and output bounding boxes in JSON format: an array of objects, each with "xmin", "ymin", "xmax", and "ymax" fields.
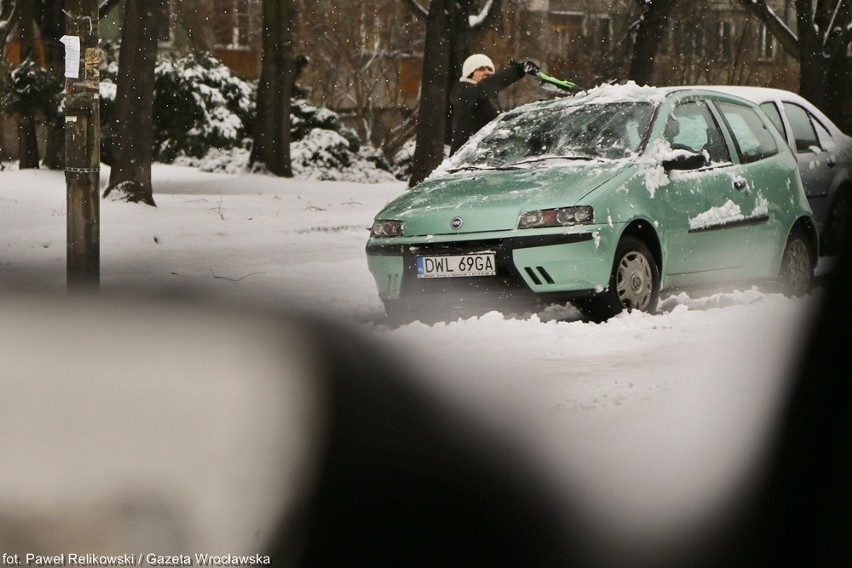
[
  {"xmin": 812, "ymin": 116, "xmax": 835, "ymax": 151},
  {"xmin": 759, "ymin": 101, "xmax": 787, "ymax": 141},
  {"xmin": 716, "ymin": 101, "xmax": 779, "ymax": 163},
  {"xmin": 783, "ymin": 102, "xmax": 820, "ymax": 153},
  {"xmin": 663, "ymin": 101, "xmax": 731, "ymax": 164}
]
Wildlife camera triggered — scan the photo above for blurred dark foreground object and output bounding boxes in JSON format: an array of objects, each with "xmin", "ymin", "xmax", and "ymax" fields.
[
  {"xmin": 1, "ymin": 217, "xmax": 850, "ymax": 568},
  {"xmin": 0, "ymin": 292, "xmax": 579, "ymax": 566},
  {"xmin": 710, "ymin": 214, "xmax": 852, "ymax": 567}
]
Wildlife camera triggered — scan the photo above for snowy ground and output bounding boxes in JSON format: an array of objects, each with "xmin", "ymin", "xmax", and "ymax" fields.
[{"xmin": 0, "ymin": 165, "xmax": 832, "ymax": 560}]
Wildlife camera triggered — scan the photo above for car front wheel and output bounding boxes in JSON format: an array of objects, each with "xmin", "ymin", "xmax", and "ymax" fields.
[{"xmin": 576, "ymin": 236, "xmax": 660, "ymax": 322}]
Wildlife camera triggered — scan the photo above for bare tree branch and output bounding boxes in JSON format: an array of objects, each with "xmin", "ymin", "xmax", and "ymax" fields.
[
  {"xmin": 98, "ymin": 0, "xmax": 123, "ymax": 19},
  {"xmin": 401, "ymin": 0, "xmax": 428, "ymax": 20},
  {"xmin": 731, "ymin": 0, "xmax": 799, "ymax": 58}
]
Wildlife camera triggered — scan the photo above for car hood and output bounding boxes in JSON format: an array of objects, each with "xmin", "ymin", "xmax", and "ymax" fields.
[{"xmin": 377, "ymin": 162, "xmax": 632, "ymax": 236}]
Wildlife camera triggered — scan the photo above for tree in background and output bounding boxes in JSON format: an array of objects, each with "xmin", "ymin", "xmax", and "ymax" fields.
[
  {"xmin": 732, "ymin": 0, "xmax": 851, "ymax": 126},
  {"xmin": 405, "ymin": 0, "xmax": 502, "ymax": 187},
  {"xmin": 628, "ymin": 0, "xmax": 676, "ymax": 86},
  {"xmin": 102, "ymin": 0, "xmax": 162, "ymax": 205},
  {"xmin": 250, "ymin": 0, "xmax": 295, "ymax": 177},
  {"xmin": 7, "ymin": 0, "xmax": 39, "ymax": 168},
  {"xmin": 39, "ymin": 1, "xmax": 64, "ymax": 170}
]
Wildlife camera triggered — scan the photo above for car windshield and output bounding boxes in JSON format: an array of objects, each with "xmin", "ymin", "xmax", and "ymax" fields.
[{"xmin": 448, "ymin": 102, "xmax": 657, "ymax": 170}]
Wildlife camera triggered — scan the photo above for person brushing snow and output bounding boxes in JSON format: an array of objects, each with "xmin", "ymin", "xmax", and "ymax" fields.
[{"xmin": 450, "ymin": 53, "xmax": 540, "ymax": 154}]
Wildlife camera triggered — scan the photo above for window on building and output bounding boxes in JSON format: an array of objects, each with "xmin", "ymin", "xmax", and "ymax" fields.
[
  {"xmin": 588, "ymin": 15, "xmax": 611, "ymax": 52},
  {"xmin": 758, "ymin": 23, "xmax": 774, "ymax": 60},
  {"xmin": 716, "ymin": 20, "xmax": 732, "ymax": 60},
  {"xmin": 158, "ymin": 1, "xmax": 173, "ymax": 44},
  {"xmin": 672, "ymin": 20, "xmax": 707, "ymax": 58},
  {"xmin": 550, "ymin": 12, "xmax": 584, "ymax": 61},
  {"xmin": 213, "ymin": 0, "xmax": 253, "ymax": 48},
  {"xmin": 548, "ymin": 0, "xmax": 573, "ymax": 12}
]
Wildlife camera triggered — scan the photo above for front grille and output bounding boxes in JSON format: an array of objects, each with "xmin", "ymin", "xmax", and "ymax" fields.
[{"xmin": 366, "ymin": 232, "xmax": 593, "ymax": 256}]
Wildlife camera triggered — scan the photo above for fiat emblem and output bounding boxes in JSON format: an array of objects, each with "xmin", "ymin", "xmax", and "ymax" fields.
[{"xmin": 451, "ymin": 216, "xmax": 464, "ymax": 230}]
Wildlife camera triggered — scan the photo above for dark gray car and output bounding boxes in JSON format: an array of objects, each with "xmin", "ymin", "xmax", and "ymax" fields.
[{"xmin": 710, "ymin": 86, "xmax": 851, "ymax": 255}]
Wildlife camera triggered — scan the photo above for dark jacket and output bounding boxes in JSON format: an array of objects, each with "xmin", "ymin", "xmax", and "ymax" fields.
[{"xmin": 450, "ymin": 65, "xmax": 525, "ymax": 154}]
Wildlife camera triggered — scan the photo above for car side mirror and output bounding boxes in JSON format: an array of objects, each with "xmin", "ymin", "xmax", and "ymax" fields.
[{"xmin": 663, "ymin": 151, "xmax": 708, "ymax": 172}]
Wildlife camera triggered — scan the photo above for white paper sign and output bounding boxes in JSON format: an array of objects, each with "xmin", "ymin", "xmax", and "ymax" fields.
[{"xmin": 60, "ymin": 35, "xmax": 81, "ymax": 78}]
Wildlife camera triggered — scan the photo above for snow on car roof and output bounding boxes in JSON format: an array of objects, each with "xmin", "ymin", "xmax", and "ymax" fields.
[
  {"xmin": 572, "ymin": 81, "xmax": 668, "ymax": 104},
  {"xmin": 522, "ymin": 81, "xmax": 751, "ymax": 114}
]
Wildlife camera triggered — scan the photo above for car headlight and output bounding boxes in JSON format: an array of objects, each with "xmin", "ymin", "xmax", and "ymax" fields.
[
  {"xmin": 517, "ymin": 206, "xmax": 594, "ymax": 229},
  {"xmin": 370, "ymin": 220, "xmax": 404, "ymax": 238}
]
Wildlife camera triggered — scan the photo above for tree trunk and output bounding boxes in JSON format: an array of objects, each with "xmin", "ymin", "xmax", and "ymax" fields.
[
  {"xmin": 41, "ymin": 1, "xmax": 66, "ymax": 170},
  {"xmin": 17, "ymin": 0, "xmax": 40, "ymax": 169},
  {"xmin": 446, "ymin": 0, "xmax": 472, "ymax": 145},
  {"xmin": 250, "ymin": 0, "xmax": 294, "ymax": 177},
  {"xmin": 102, "ymin": 0, "xmax": 161, "ymax": 206},
  {"xmin": 628, "ymin": 0, "xmax": 676, "ymax": 86},
  {"xmin": 408, "ymin": 0, "xmax": 453, "ymax": 187},
  {"xmin": 795, "ymin": 0, "xmax": 849, "ymax": 126}
]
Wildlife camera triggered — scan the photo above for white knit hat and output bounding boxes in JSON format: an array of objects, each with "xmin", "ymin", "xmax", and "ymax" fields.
[{"xmin": 461, "ymin": 53, "xmax": 494, "ymax": 80}]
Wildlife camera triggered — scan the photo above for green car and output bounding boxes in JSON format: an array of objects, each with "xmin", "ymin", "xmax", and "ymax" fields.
[{"xmin": 367, "ymin": 84, "xmax": 817, "ymax": 322}]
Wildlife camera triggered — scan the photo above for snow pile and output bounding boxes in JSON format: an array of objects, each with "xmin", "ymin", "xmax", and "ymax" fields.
[{"xmin": 572, "ymin": 80, "xmax": 666, "ymax": 105}]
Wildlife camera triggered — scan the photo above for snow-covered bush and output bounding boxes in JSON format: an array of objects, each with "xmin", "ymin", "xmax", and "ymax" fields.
[
  {"xmin": 152, "ymin": 52, "xmax": 254, "ymax": 162},
  {"xmin": 0, "ymin": 58, "xmax": 63, "ymax": 124},
  {"xmin": 289, "ymin": 128, "xmax": 396, "ymax": 183},
  {"xmin": 283, "ymin": 99, "xmax": 395, "ymax": 182},
  {"xmin": 390, "ymin": 139, "xmax": 416, "ymax": 180},
  {"xmin": 100, "ymin": 50, "xmax": 400, "ymax": 182}
]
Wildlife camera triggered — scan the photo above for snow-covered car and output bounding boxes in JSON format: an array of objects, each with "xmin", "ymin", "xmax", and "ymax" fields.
[
  {"xmin": 366, "ymin": 84, "xmax": 818, "ymax": 322},
  {"xmin": 708, "ymin": 86, "xmax": 852, "ymax": 254}
]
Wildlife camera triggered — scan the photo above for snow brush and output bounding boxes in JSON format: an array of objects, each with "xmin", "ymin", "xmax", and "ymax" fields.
[{"xmin": 535, "ymin": 71, "xmax": 577, "ymax": 91}]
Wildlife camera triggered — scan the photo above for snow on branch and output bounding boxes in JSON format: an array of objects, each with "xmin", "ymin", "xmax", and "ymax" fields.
[{"xmin": 469, "ymin": 0, "xmax": 496, "ymax": 28}]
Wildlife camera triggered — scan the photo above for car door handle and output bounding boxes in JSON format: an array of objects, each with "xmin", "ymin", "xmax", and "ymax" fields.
[{"xmin": 733, "ymin": 180, "xmax": 747, "ymax": 191}]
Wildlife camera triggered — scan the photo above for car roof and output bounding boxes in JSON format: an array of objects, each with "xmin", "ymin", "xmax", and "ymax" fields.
[
  {"xmin": 700, "ymin": 85, "xmax": 792, "ymax": 101},
  {"xmin": 702, "ymin": 85, "xmax": 848, "ymax": 135},
  {"xmin": 545, "ymin": 82, "xmax": 756, "ymax": 108}
]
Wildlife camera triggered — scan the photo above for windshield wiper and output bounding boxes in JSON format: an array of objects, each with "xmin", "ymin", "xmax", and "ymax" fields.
[
  {"xmin": 446, "ymin": 165, "xmax": 502, "ymax": 173},
  {"xmin": 512, "ymin": 155, "xmax": 598, "ymax": 166},
  {"xmin": 447, "ymin": 155, "xmax": 601, "ymax": 173}
]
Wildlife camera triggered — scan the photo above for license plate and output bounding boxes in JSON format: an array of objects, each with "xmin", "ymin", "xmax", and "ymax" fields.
[{"xmin": 416, "ymin": 252, "xmax": 496, "ymax": 278}]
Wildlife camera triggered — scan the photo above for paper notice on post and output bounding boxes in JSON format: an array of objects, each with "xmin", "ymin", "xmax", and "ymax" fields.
[{"xmin": 60, "ymin": 35, "xmax": 81, "ymax": 78}]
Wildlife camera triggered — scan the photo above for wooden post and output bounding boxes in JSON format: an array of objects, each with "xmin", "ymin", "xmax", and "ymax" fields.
[{"xmin": 64, "ymin": 1, "xmax": 100, "ymax": 289}]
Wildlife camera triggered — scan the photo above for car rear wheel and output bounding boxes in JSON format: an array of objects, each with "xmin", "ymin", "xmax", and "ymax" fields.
[
  {"xmin": 576, "ymin": 236, "xmax": 660, "ymax": 322},
  {"xmin": 778, "ymin": 228, "xmax": 814, "ymax": 296}
]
